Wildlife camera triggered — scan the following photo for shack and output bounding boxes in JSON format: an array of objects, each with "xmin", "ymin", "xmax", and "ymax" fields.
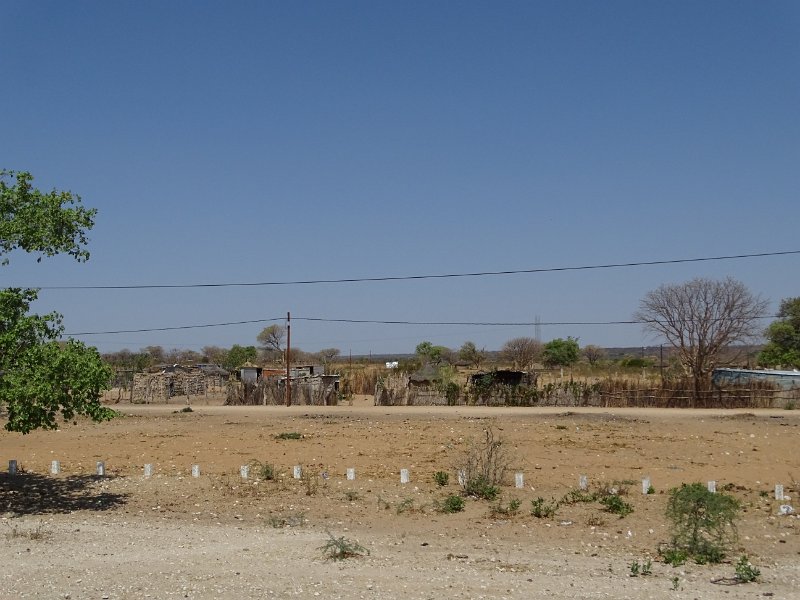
[{"xmin": 712, "ymin": 368, "xmax": 800, "ymax": 390}]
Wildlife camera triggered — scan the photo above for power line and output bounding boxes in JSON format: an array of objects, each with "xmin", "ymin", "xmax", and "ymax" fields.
[
  {"xmin": 66, "ymin": 317, "xmax": 283, "ymax": 336},
  {"xmin": 64, "ymin": 314, "xmax": 779, "ymax": 337},
  {"xmin": 29, "ymin": 249, "xmax": 800, "ymax": 290}
]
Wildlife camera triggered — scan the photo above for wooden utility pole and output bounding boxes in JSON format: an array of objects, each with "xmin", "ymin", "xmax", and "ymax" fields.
[{"xmin": 285, "ymin": 311, "xmax": 291, "ymax": 406}]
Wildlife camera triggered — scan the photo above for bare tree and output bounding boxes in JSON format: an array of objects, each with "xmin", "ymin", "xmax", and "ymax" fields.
[
  {"xmin": 635, "ymin": 277, "xmax": 767, "ymax": 401},
  {"xmin": 500, "ymin": 337, "xmax": 542, "ymax": 371},
  {"xmin": 201, "ymin": 345, "xmax": 228, "ymax": 366},
  {"xmin": 257, "ymin": 324, "xmax": 285, "ymax": 362},
  {"xmin": 318, "ymin": 347, "xmax": 341, "ymax": 365},
  {"xmin": 582, "ymin": 344, "xmax": 606, "ymax": 366}
]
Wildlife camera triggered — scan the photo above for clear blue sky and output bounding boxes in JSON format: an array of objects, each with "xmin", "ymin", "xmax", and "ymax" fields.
[{"xmin": 2, "ymin": 1, "xmax": 798, "ymax": 356}]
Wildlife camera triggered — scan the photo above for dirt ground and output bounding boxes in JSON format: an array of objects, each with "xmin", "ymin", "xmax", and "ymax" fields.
[{"xmin": 1, "ymin": 395, "xmax": 798, "ymax": 599}]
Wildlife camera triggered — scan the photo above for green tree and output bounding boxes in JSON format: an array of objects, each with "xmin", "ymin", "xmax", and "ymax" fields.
[
  {"xmin": 759, "ymin": 297, "xmax": 800, "ymax": 368},
  {"xmin": 0, "ymin": 170, "xmax": 113, "ymax": 433},
  {"xmin": 542, "ymin": 337, "xmax": 580, "ymax": 368},
  {"xmin": 0, "ymin": 170, "xmax": 96, "ymax": 265},
  {"xmin": 458, "ymin": 341, "xmax": 486, "ymax": 369},
  {"xmin": 415, "ymin": 341, "xmax": 449, "ymax": 365},
  {"xmin": 223, "ymin": 344, "xmax": 258, "ymax": 370}
]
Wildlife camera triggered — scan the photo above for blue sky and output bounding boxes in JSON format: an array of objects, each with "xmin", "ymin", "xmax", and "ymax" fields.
[{"xmin": 2, "ymin": 1, "xmax": 798, "ymax": 356}]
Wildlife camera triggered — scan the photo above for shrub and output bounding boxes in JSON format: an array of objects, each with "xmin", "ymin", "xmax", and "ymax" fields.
[
  {"xmin": 659, "ymin": 547, "xmax": 688, "ymax": 567},
  {"xmin": 560, "ymin": 489, "xmax": 596, "ymax": 505},
  {"xmin": 734, "ymin": 555, "xmax": 760, "ymax": 583},
  {"xmin": 629, "ymin": 559, "xmax": 653, "ymax": 577},
  {"xmin": 433, "ymin": 471, "xmax": 449, "ymax": 487},
  {"xmin": 248, "ymin": 460, "xmax": 276, "ymax": 480},
  {"xmin": 395, "ymin": 497, "xmax": 415, "ymax": 515},
  {"xmin": 463, "ymin": 475, "xmax": 500, "ymax": 500},
  {"xmin": 665, "ymin": 483, "xmax": 739, "ymax": 564},
  {"xmin": 319, "ymin": 532, "xmax": 369, "ymax": 561},
  {"xmin": 600, "ymin": 494, "xmax": 633, "ymax": 517},
  {"xmin": 456, "ymin": 424, "xmax": 509, "ymax": 500},
  {"xmin": 274, "ymin": 432, "xmax": 302, "ymax": 440},
  {"xmin": 440, "ymin": 495, "xmax": 465, "ymax": 513},
  {"xmin": 530, "ymin": 497, "xmax": 559, "ymax": 519},
  {"xmin": 490, "ymin": 497, "xmax": 521, "ymax": 518}
]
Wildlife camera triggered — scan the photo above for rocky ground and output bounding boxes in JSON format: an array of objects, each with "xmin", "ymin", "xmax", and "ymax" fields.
[{"xmin": 1, "ymin": 398, "xmax": 798, "ymax": 599}]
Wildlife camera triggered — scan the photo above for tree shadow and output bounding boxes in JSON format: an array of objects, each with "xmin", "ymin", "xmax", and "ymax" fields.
[{"xmin": 0, "ymin": 472, "xmax": 128, "ymax": 515}]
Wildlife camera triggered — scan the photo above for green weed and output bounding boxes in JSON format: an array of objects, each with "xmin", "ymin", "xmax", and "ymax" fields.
[{"xmin": 319, "ymin": 532, "xmax": 369, "ymax": 561}]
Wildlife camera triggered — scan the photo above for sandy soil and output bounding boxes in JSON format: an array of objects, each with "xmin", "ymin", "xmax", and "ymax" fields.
[{"xmin": 1, "ymin": 396, "xmax": 798, "ymax": 599}]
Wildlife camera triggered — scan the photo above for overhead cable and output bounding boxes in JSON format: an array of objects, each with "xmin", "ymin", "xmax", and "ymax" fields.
[{"xmin": 30, "ymin": 249, "xmax": 800, "ymax": 290}]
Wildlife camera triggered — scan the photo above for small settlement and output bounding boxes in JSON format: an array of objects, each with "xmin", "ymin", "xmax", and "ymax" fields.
[{"xmin": 226, "ymin": 363, "xmax": 341, "ymax": 406}]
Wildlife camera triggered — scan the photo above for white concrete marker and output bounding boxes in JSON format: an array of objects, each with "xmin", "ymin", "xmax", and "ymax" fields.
[
  {"xmin": 191, "ymin": 464, "xmax": 200, "ymax": 478},
  {"xmin": 144, "ymin": 464, "xmax": 153, "ymax": 478},
  {"xmin": 515, "ymin": 473, "xmax": 524, "ymax": 489},
  {"xmin": 579, "ymin": 475, "xmax": 588, "ymax": 490},
  {"xmin": 346, "ymin": 468, "xmax": 355, "ymax": 481},
  {"xmin": 775, "ymin": 484, "xmax": 785, "ymax": 501},
  {"xmin": 50, "ymin": 460, "xmax": 60, "ymax": 475},
  {"xmin": 642, "ymin": 477, "xmax": 651, "ymax": 495},
  {"xmin": 96, "ymin": 461, "xmax": 105, "ymax": 476},
  {"xmin": 707, "ymin": 480, "xmax": 716, "ymax": 493},
  {"xmin": 457, "ymin": 470, "xmax": 466, "ymax": 486},
  {"xmin": 8, "ymin": 460, "xmax": 17, "ymax": 475},
  {"xmin": 400, "ymin": 468, "xmax": 410, "ymax": 484},
  {"xmin": 240, "ymin": 465, "xmax": 249, "ymax": 479},
  {"xmin": 293, "ymin": 465, "xmax": 302, "ymax": 479}
]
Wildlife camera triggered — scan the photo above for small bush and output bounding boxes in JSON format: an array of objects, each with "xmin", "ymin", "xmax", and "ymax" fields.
[
  {"xmin": 319, "ymin": 532, "xmax": 369, "ymax": 561},
  {"xmin": 641, "ymin": 558, "xmax": 652, "ymax": 575},
  {"xmin": 301, "ymin": 471, "xmax": 318, "ymax": 496},
  {"xmin": 659, "ymin": 547, "xmax": 688, "ymax": 567},
  {"xmin": 665, "ymin": 483, "xmax": 739, "ymax": 564},
  {"xmin": 586, "ymin": 514, "xmax": 607, "ymax": 527},
  {"xmin": 440, "ymin": 495, "xmax": 465, "ymax": 513},
  {"xmin": 531, "ymin": 497, "xmax": 559, "ymax": 519},
  {"xmin": 433, "ymin": 471, "xmax": 449, "ymax": 487},
  {"xmin": 248, "ymin": 460, "xmax": 277, "ymax": 480},
  {"xmin": 463, "ymin": 475, "xmax": 499, "ymax": 500},
  {"xmin": 734, "ymin": 555, "xmax": 760, "ymax": 583},
  {"xmin": 275, "ymin": 432, "xmax": 302, "ymax": 440},
  {"xmin": 395, "ymin": 497, "xmax": 415, "ymax": 515},
  {"xmin": 600, "ymin": 494, "xmax": 633, "ymax": 517},
  {"xmin": 456, "ymin": 424, "xmax": 509, "ymax": 499},
  {"xmin": 560, "ymin": 489, "xmax": 596, "ymax": 505},
  {"xmin": 630, "ymin": 559, "xmax": 653, "ymax": 577},
  {"xmin": 490, "ymin": 497, "xmax": 521, "ymax": 518}
]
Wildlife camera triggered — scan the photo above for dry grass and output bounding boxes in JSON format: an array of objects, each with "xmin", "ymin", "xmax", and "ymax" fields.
[{"xmin": 4, "ymin": 520, "xmax": 51, "ymax": 541}]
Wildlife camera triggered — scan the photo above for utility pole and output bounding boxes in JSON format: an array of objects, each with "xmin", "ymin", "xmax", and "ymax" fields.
[{"xmin": 285, "ymin": 311, "xmax": 291, "ymax": 406}]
